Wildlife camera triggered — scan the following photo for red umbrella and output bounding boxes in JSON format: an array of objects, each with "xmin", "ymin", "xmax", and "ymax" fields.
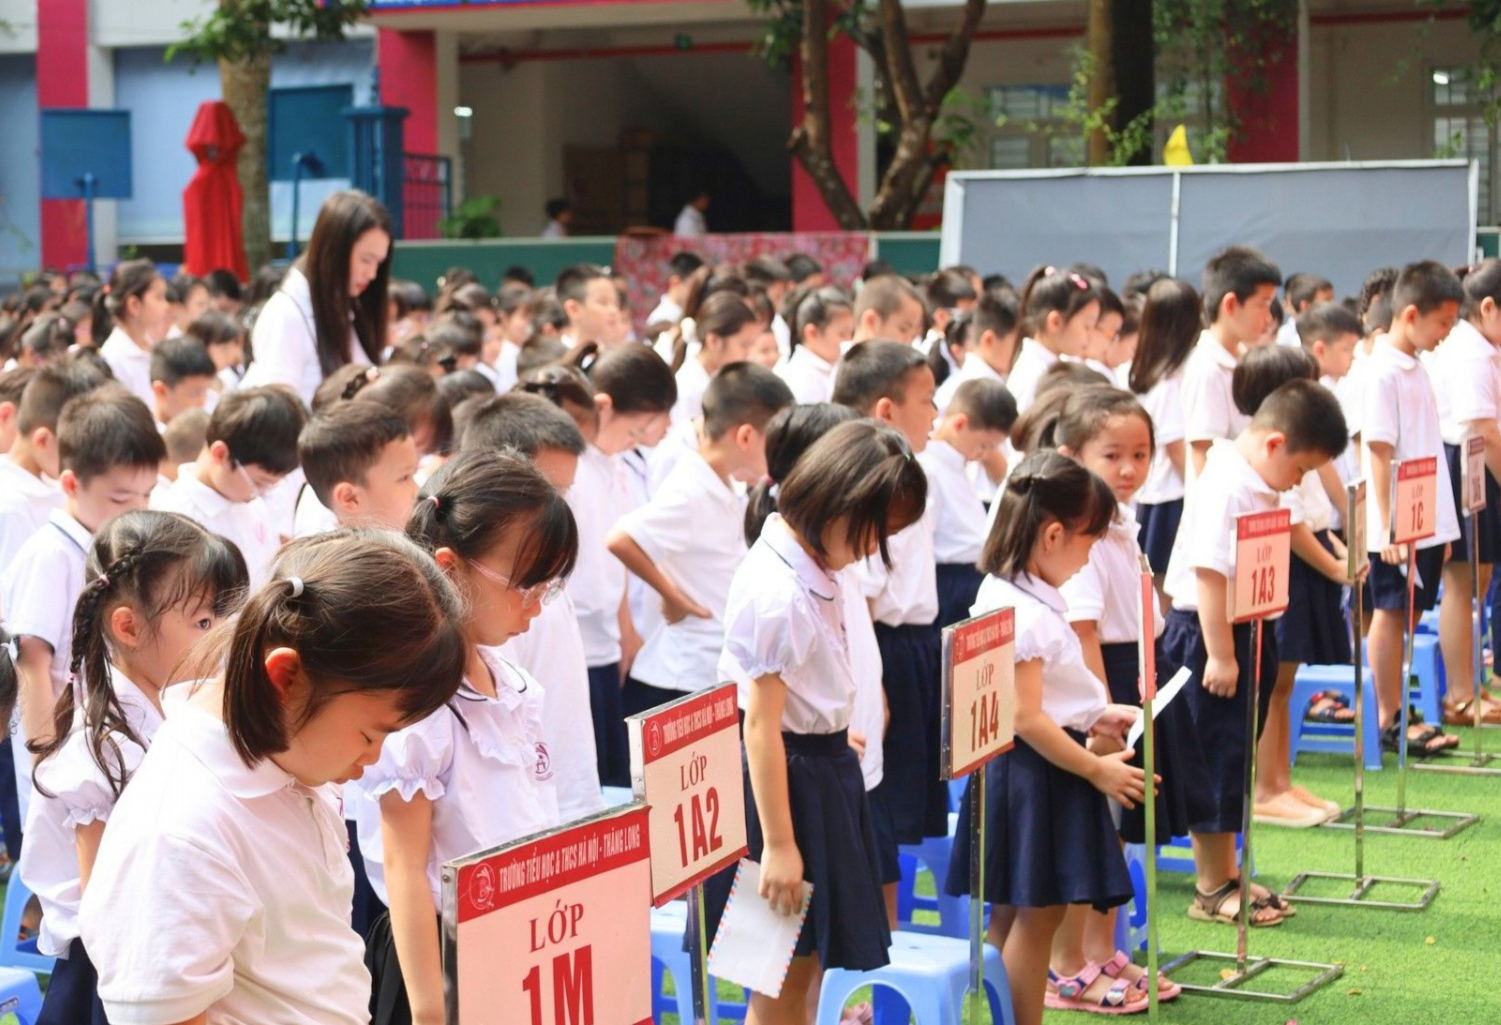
[{"xmin": 182, "ymin": 100, "xmax": 248, "ymax": 280}]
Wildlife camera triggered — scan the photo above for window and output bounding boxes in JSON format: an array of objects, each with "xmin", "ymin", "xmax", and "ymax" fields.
[
  {"xmin": 985, "ymin": 84, "xmax": 1081, "ymax": 170},
  {"xmin": 1431, "ymin": 66, "xmax": 1495, "ymax": 224}
]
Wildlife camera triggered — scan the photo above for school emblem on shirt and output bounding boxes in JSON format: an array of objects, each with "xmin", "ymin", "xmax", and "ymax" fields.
[
  {"xmin": 535, "ymin": 743, "xmax": 554, "ymax": 782},
  {"xmin": 647, "ymin": 720, "xmax": 663, "ymax": 758},
  {"xmin": 471, "ymin": 863, "xmax": 497, "ymax": 912}
]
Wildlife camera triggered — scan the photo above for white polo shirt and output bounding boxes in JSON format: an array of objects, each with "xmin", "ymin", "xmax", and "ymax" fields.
[
  {"xmin": 1136, "ymin": 366, "xmax": 1187, "ymax": 505},
  {"xmin": 1181, "ymin": 331, "xmax": 1247, "ymax": 452},
  {"xmin": 0, "ymin": 456, "xmax": 63, "ymax": 571},
  {"xmin": 776, "ymin": 346, "xmax": 836, "ymax": 405},
  {"xmin": 1360, "ymin": 340, "xmax": 1460, "ymax": 551},
  {"xmin": 934, "ymin": 349, "xmax": 1004, "ymax": 417},
  {"xmin": 1163, "ymin": 439, "xmax": 1279, "ymax": 612},
  {"xmin": 614, "ymin": 449, "xmax": 745, "ymax": 693},
  {"xmin": 1431, "ymin": 319, "xmax": 1501, "ymax": 447},
  {"xmin": 292, "ymin": 482, "xmax": 340, "ymax": 538},
  {"xmin": 80, "ymin": 696, "xmax": 369, "ymax": 1025},
  {"xmin": 352, "ymin": 649, "xmax": 559, "ymax": 907},
  {"xmin": 672, "ymin": 356, "xmax": 711, "ymax": 428},
  {"xmin": 1059, "ymin": 506, "xmax": 1164, "ymax": 645},
  {"xmin": 22, "ymin": 667, "xmax": 163, "ymax": 957},
  {"xmin": 566, "ymin": 446, "xmax": 631, "ymax": 667},
  {"xmin": 1282, "ymin": 469, "xmax": 1334, "ymax": 534},
  {"xmin": 99, "ymin": 327, "xmax": 154, "ymax": 410},
  {"xmin": 856, "ymin": 499, "xmax": 939, "ymax": 627},
  {"xmin": 721, "ymin": 514, "xmax": 856, "ymax": 735},
  {"xmin": 918, "ymin": 439, "xmax": 987, "ymax": 565},
  {"xmin": 1005, "ymin": 338, "xmax": 1059, "ymax": 413},
  {"xmin": 153, "ymin": 466, "xmax": 280, "ymax": 592},
  {"xmin": 840, "ymin": 569, "xmax": 884, "ymax": 790},
  {"xmin": 973, "ymin": 573, "xmax": 1108, "ymax": 732}
]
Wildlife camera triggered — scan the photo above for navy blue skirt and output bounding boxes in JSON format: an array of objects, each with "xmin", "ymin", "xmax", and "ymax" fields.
[
  {"xmin": 944, "ymin": 731, "xmax": 1133, "ymax": 911},
  {"xmin": 587, "ymin": 662, "xmax": 630, "ymax": 787},
  {"xmin": 1275, "ymin": 529, "xmax": 1352, "ymax": 667},
  {"xmin": 1136, "ymin": 499, "xmax": 1184, "ymax": 576},
  {"xmin": 704, "ymin": 731, "xmax": 891, "ymax": 972},
  {"xmin": 1446, "ymin": 441, "xmax": 1501, "ymax": 564},
  {"xmin": 936, "ymin": 562, "xmax": 985, "ymax": 630},
  {"xmin": 1162, "ymin": 609, "xmax": 1278, "ymax": 834},
  {"xmin": 1100, "ymin": 641, "xmax": 1216, "ymax": 845},
  {"xmin": 870, "ymin": 623, "xmax": 951, "ymax": 844},
  {"xmin": 38, "ymin": 939, "xmax": 109, "ymax": 1025}
]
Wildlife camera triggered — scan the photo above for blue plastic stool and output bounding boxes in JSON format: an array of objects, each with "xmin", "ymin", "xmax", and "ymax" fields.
[
  {"xmin": 1114, "ymin": 847, "xmax": 1150, "ymax": 955},
  {"xmin": 896, "ymin": 814, "xmax": 968, "ymax": 938},
  {"xmin": 1418, "ymin": 607, "xmax": 1439, "ymax": 635},
  {"xmin": 0, "ymin": 965, "xmax": 41, "ymax": 1024},
  {"xmin": 651, "ymin": 901, "xmax": 742, "ymax": 1024},
  {"xmin": 1289, "ymin": 664, "xmax": 1384, "ymax": 771},
  {"xmin": 0, "ymin": 875, "xmax": 53, "ymax": 976},
  {"xmin": 1361, "ymin": 634, "xmax": 1445, "ymax": 726},
  {"xmin": 816, "ymin": 932, "xmax": 1016, "ymax": 1025},
  {"xmin": 1127, "ymin": 834, "xmax": 1250, "ymax": 878}
]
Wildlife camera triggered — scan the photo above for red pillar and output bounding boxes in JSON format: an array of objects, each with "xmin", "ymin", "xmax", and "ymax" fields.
[
  {"xmin": 38, "ymin": 0, "xmax": 91, "ymax": 271},
  {"xmin": 791, "ymin": 34, "xmax": 859, "ymax": 232},
  {"xmin": 1226, "ymin": 31, "xmax": 1299, "ymax": 163},
  {"xmin": 379, "ymin": 29, "xmax": 438, "ymax": 154}
]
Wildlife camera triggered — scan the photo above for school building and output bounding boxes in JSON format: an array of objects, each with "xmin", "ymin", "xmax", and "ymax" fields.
[{"xmin": 0, "ymin": 0, "xmax": 1489, "ymax": 282}]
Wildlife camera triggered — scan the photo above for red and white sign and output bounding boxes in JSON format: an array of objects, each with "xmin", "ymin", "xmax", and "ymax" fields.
[
  {"xmin": 1229, "ymin": 509, "xmax": 1291, "ymax": 623},
  {"xmin": 1464, "ymin": 433, "xmax": 1487, "ymax": 516},
  {"xmin": 1392, "ymin": 456, "xmax": 1438, "ymax": 545},
  {"xmin": 942, "ymin": 608, "xmax": 1016, "ymax": 779},
  {"xmin": 443, "ymin": 805, "xmax": 653, "ymax": 1025},
  {"xmin": 627, "ymin": 684, "xmax": 748, "ymax": 906}
]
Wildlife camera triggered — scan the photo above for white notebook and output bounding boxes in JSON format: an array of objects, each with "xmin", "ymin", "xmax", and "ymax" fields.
[{"xmin": 706, "ymin": 859, "xmax": 813, "ymax": 998}]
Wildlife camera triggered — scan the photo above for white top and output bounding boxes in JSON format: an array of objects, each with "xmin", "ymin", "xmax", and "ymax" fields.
[
  {"xmin": 500, "ymin": 593, "xmax": 605, "ymax": 822},
  {"xmin": 1360, "ymin": 340, "xmax": 1460, "ymax": 550},
  {"xmin": 244, "ymin": 267, "xmax": 365, "ymax": 405},
  {"xmin": 934, "ymin": 349, "xmax": 1004, "ymax": 416},
  {"xmin": 492, "ymin": 341, "xmax": 521, "ymax": 394},
  {"xmin": 773, "ymin": 314, "xmax": 792, "ymax": 363},
  {"xmin": 1164, "ymin": 440, "xmax": 1280, "ymax": 611},
  {"xmin": 22, "ymin": 666, "xmax": 163, "ymax": 957},
  {"xmin": 1431, "ymin": 319, "xmax": 1501, "ymax": 446},
  {"xmin": 542, "ymin": 219, "xmax": 567, "ymax": 239},
  {"xmin": 647, "ymin": 296, "xmax": 684, "ymax": 326},
  {"xmin": 647, "ymin": 419, "xmax": 699, "ymax": 490},
  {"xmin": 1059, "ymin": 506, "xmax": 1164, "ymax": 644},
  {"xmin": 972, "ymin": 573, "xmax": 1108, "ymax": 732},
  {"xmin": 353, "ymin": 648, "xmax": 559, "ymax": 907},
  {"xmin": 674, "ymin": 205, "xmax": 707, "ymax": 238},
  {"xmin": 720, "ymin": 515, "xmax": 855, "ymax": 734},
  {"xmin": 153, "ymin": 467, "xmax": 280, "ymax": 591},
  {"xmin": 1136, "ymin": 365, "xmax": 1187, "ymax": 505},
  {"xmin": 856, "ymin": 501, "xmax": 939, "ymax": 627},
  {"xmin": 1282, "ymin": 468, "xmax": 1334, "ymax": 533},
  {"xmin": 672, "ymin": 356, "xmax": 711, "ymax": 428},
  {"xmin": 99, "ymin": 327, "xmax": 155, "ymax": 410},
  {"xmin": 1181, "ymin": 331, "xmax": 1247, "ymax": 450},
  {"xmin": 292, "ymin": 482, "xmax": 340, "ymax": 538},
  {"xmin": 1275, "ymin": 316, "xmax": 1302, "ymax": 349},
  {"xmin": 918, "ymin": 439, "xmax": 987, "ymax": 565},
  {"xmin": 1005, "ymin": 338, "xmax": 1059, "ymax": 412},
  {"xmin": 0, "ymin": 456, "xmax": 63, "ymax": 570},
  {"xmin": 80, "ymin": 697, "xmax": 369, "ymax": 1025},
  {"xmin": 565, "ymin": 446, "xmax": 631, "ymax": 666},
  {"xmin": 840, "ymin": 568, "xmax": 884, "ymax": 790},
  {"xmin": 615, "ymin": 449, "xmax": 745, "ymax": 693},
  {"xmin": 776, "ymin": 346, "xmax": 836, "ymax": 405}
]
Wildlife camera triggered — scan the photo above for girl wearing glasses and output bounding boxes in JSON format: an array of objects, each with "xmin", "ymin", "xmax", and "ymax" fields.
[{"xmin": 353, "ymin": 448, "xmax": 579, "ymax": 1025}]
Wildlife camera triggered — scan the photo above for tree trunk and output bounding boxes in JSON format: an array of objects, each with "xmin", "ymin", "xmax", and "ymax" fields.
[
  {"xmin": 1112, "ymin": 0, "xmax": 1155, "ymax": 165},
  {"xmin": 1086, "ymin": 0, "xmax": 1115, "ymax": 165},
  {"xmin": 221, "ymin": 49, "xmax": 272, "ymax": 277},
  {"xmin": 790, "ymin": 0, "xmax": 867, "ymax": 229}
]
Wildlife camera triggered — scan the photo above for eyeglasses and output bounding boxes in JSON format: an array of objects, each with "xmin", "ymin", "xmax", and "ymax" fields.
[{"xmin": 466, "ymin": 559, "xmax": 565, "ymax": 608}]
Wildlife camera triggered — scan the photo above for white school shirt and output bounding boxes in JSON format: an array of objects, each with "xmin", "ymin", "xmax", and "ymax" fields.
[
  {"xmin": 1360, "ymin": 341, "xmax": 1460, "ymax": 551},
  {"xmin": 720, "ymin": 515, "xmax": 856, "ymax": 734},
  {"xmin": 493, "ymin": 340, "xmax": 522, "ymax": 393},
  {"xmin": 1281, "ymin": 467, "xmax": 1334, "ymax": 534},
  {"xmin": 80, "ymin": 696, "xmax": 369, "ymax": 1025},
  {"xmin": 1135, "ymin": 366, "xmax": 1187, "ymax": 505},
  {"xmin": 615, "ymin": 449, "xmax": 745, "ymax": 693},
  {"xmin": 647, "ymin": 295, "xmax": 684, "ymax": 327},
  {"xmin": 1181, "ymin": 332, "xmax": 1247, "ymax": 452},
  {"xmin": 1431, "ymin": 319, "xmax": 1501, "ymax": 446},
  {"xmin": 292, "ymin": 482, "xmax": 340, "ymax": 538},
  {"xmin": 918, "ymin": 439, "xmax": 987, "ymax": 565},
  {"xmin": 672, "ymin": 355, "xmax": 711, "ymax": 427},
  {"xmin": 353, "ymin": 649, "xmax": 559, "ymax": 907},
  {"xmin": 566, "ymin": 446, "xmax": 631, "ymax": 667},
  {"xmin": 1163, "ymin": 439, "xmax": 1279, "ymax": 612},
  {"xmin": 0, "ymin": 456, "xmax": 63, "ymax": 571},
  {"xmin": 773, "ymin": 313, "xmax": 792, "ymax": 362},
  {"xmin": 856, "ymin": 500, "xmax": 939, "ymax": 627},
  {"xmin": 244, "ymin": 267, "xmax": 365, "ymax": 406},
  {"xmin": 648, "ymin": 419, "xmax": 699, "ymax": 490},
  {"xmin": 972, "ymin": 573, "xmax": 1108, "ymax": 732},
  {"xmin": 776, "ymin": 346, "xmax": 836, "ymax": 405},
  {"xmin": 1005, "ymin": 338, "xmax": 1059, "ymax": 413},
  {"xmin": 22, "ymin": 666, "xmax": 163, "ymax": 957},
  {"xmin": 1275, "ymin": 316, "xmax": 1302, "ymax": 349},
  {"xmin": 840, "ymin": 568, "xmax": 885, "ymax": 790},
  {"xmin": 99, "ymin": 327, "xmax": 155, "ymax": 410},
  {"xmin": 934, "ymin": 349, "xmax": 1004, "ymax": 416},
  {"xmin": 501, "ymin": 593, "xmax": 605, "ymax": 822},
  {"xmin": 1059, "ymin": 506, "xmax": 1164, "ymax": 645},
  {"xmin": 674, "ymin": 204, "xmax": 707, "ymax": 238},
  {"xmin": 153, "ymin": 468, "xmax": 280, "ymax": 591}
]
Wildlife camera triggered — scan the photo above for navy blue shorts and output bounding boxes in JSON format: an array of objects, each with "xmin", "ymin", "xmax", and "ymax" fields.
[
  {"xmin": 1445, "ymin": 442, "xmax": 1501, "ymax": 564},
  {"xmin": 587, "ymin": 662, "xmax": 630, "ymax": 787},
  {"xmin": 1365, "ymin": 544, "xmax": 1446, "ymax": 613},
  {"xmin": 1137, "ymin": 498, "xmax": 1184, "ymax": 577}
]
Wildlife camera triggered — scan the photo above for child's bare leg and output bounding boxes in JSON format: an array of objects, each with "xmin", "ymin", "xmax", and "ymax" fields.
[
  {"xmin": 986, "ymin": 903, "xmax": 1017, "ymax": 951},
  {"xmin": 1440, "ymin": 560, "xmax": 1475, "ymax": 703},
  {"xmin": 747, "ymin": 954, "xmax": 818, "ymax": 1025},
  {"xmin": 1191, "ymin": 831, "xmax": 1281, "ymax": 924},
  {"xmin": 1004, "ymin": 905, "xmax": 1067, "ymax": 1025},
  {"xmin": 1079, "ymin": 900, "xmax": 1119, "ymax": 966},
  {"xmin": 1255, "ymin": 662, "xmax": 1298, "ymax": 802},
  {"xmin": 1368, "ymin": 607, "xmax": 1406, "ymax": 728}
]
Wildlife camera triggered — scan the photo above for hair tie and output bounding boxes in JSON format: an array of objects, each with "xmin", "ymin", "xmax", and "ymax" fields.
[
  {"xmin": 1069, "ymin": 273, "xmax": 1089, "ymax": 290},
  {"xmin": 97, "ymin": 572, "xmax": 110, "ymax": 587},
  {"xmin": 768, "ymin": 482, "xmax": 781, "ymax": 501},
  {"xmin": 1044, "ymin": 266, "xmax": 1057, "ymax": 276},
  {"xmin": 429, "ymin": 494, "xmax": 442, "ymax": 512},
  {"xmin": 287, "ymin": 577, "xmax": 305, "ymax": 599}
]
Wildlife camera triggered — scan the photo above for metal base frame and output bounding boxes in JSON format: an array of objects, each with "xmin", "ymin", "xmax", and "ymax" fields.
[
  {"xmin": 1160, "ymin": 950, "xmax": 1343, "ymax": 1003},
  {"xmin": 1412, "ymin": 750, "xmax": 1501, "ymax": 775},
  {"xmin": 1322, "ymin": 804, "xmax": 1478, "ymax": 839},
  {"xmin": 1281, "ymin": 870, "xmax": 1439, "ymax": 910}
]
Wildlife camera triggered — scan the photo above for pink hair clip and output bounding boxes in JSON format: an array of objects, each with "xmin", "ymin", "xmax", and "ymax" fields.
[{"xmin": 1069, "ymin": 273, "xmax": 1089, "ymax": 290}]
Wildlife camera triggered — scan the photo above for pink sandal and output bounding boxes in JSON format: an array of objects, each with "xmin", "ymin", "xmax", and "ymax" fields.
[
  {"xmin": 1045, "ymin": 961, "xmax": 1147, "ymax": 1014},
  {"xmin": 1099, "ymin": 950, "xmax": 1181, "ymax": 1001}
]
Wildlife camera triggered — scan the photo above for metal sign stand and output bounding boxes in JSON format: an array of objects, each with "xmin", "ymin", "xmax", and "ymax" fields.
[
  {"xmin": 1138, "ymin": 557, "xmax": 1161, "ymax": 1023},
  {"xmin": 1284, "ymin": 481, "xmax": 1440, "ymax": 910}
]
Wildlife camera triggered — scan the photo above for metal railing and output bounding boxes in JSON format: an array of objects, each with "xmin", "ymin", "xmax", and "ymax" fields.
[{"xmin": 403, "ymin": 154, "xmax": 452, "ymax": 240}]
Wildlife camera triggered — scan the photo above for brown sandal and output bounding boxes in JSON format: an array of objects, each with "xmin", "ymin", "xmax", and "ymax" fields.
[
  {"xmin": 1187, "ymin": 879, "xmax": 1283, "ymax": 927},
  {"xmin": 1443, "ymin": 696, "xmax": 1501, "ymax": 726}
]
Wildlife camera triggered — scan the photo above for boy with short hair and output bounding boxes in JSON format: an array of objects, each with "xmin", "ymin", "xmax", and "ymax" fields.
[
  {"xmin": 153, "ymin": 385, "xmax": 305, "ymax": 589},
  {"xmin": 853, "ymin": 275, "xmax": 927, "ymax": 345},
  {"xmin": 1296, "ymin": 302, "xmax": 1362, "ymax": 387},
  {"xmin": 1162, "ymin": 378, "xmax": 1348, "ymax": 924},
  {"xmin": 647, "ymin": 252, "xmax": 706, "ymax": 328},
  {"xmin": 554, "ymin": 264, "xmax": 622, "ymax": 348},
  {"xmin": 1362, "ymin": 260, "xmax": 1464, "ymax": 755},
  {"xmin": 297, "ymin": 403, "xmax": 418, "ymax": 534},
  {"xmin": 1184, "ymin": 246, "xmax": 1282, "ymax": 480},
  {"xmin": 149, "ymin": 335, "xmax": 218, "ymax": 427},
  {"xmin": 161, "ymin": 408, "xmax": 210, "ymax": 486},
  {"xmin": 1277, "ymin": 272, "xmax": 1336, "ymax": 347},
  {"xmin": 0, "ymin": 367, "xmax": 36, "ymax": 454}
]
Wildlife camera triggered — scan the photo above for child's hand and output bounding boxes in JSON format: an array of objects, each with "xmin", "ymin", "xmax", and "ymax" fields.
[
  {"xmin": 1091, "ymin": 704, "xmax": 1141, "ymax": 746},
  {"xmin": 1203, "ymin": 655, "xmax": 1239, "ymax": 699},
  {"xmin": 847, "ymin": 729, "xmax": 867, "ymax": 760},
  {"xmin": 759, "ymin": 842, "xmax": 806, "ymax": 917},
  {"xmin": 1381, "ymin": 541, "xmax": 1407, "ymax": 565},
  {"xmin": 661, "ymin": 588, "xmax": 712, "ymax": 625},
  {"xmin": 1089, "ymin": 749, "xmax": 1148, "ymax": 809}
]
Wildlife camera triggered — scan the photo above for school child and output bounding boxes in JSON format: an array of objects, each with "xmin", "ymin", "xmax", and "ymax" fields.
[
  {"xmin": 1128, "ymin": 278, "xmax": 1201, "ymax": 601},
  {"xmin": 776, "ymin": 286, "xmax": 855, "ymax": 404},
  {"xmin": 357, "ymin": 450, "xmax": 575, "ymax": 1025},
  {"xmin": 851, "ymin": 274, "xmax": 926, "ymax": 345},
  {"xmin": 148, "ymin": 336, "xmax": 218, "ymax": 429},
  {"xmin": 1079, "ymin": 286, "xmax": 1124, "ymax": 379},
  {"xmin": 920, "ymin": 268, "xmax": 979, "ymax": 377},
  {"xmin": 184, "ymin": 310, "xmax": 248, "ymax": 397},
  {"xmin": 490, "ymin": 282, "xmax": 535, "ymax": 390},
  {"xmin": 555, "ymin": 264, "xmax": 623, "ymax": 348},
  {"xmin": 1005, "ymin": 268, "xmax": 1103, "ymax": 414},
  {"xmin": 316, "ymin": 364, "xmax": 455, "ymax": 461},
  {"xmin": 95, "ymin": 260, "xmax": 170, "ymax": 409},
  {"xmin": 15, "ymin": 314, "xmax": 72, "ymax": 369},
  {"xmin": 153, "ymin": 386, "xmax": 306, "ymax": 590},
  {"xmin": 78, "ymin": 531, "xmax": 466, "ymax": 1024},
  {"xmin": 297, "ymin": 403, "xmax": 419, "ymax": 534},
  {"xmin": 1276, "ymin": 272, "xmax": 1335, "ymax": 348},
  {"xmin": 1105, "ymin": 293, "xmax": 1141, "ymax": 386},
  {"xmin": 388, "ymin": 279, "xmax": 432, "ymax": 350},
  {"xmin": 921, "ymin": 378, "xmax": 1016, "ymax": 630},
  {"xmin": 744, "ymin": 289, "xmax": 784, "ymax": 369},
  {"xmin": 1182, "ymin": 247, "xmax": 1281, "ymax": 482},
  {"xmin": 714, "ymin": 419, "xmax": 928, "ymax": 1025},
  {"xmin": 1363, "ymin": 261, "xmax": 1465, "ymax": 755},
  {"xmin": 159, "ymin": 410, "xmax": 209, "ymax": 488},
  {"xmin": 647, "ymin": 251, "xmax": 707, "ymax": 327},
  {"xmin": 934, "ymin": 290, "xmax": 1021, "ymax": 415},
  {"xmin": 945, "ymin": 451, "xmax": 1143, "ymax": 1024},
  {"xmin": 21, "ymin": 510, "xmax": 246, "ymax": 1025},
  {"xmin": 0, "ymin": 366, "xmax": 36, "ymax": 453},
  {"xmin": 668, "ymin": 293, "xmax": 763, "ymax": 426},
  {"xmin": 1161, "ymin": 378, "xmax": 1348, "ymax": 927}
]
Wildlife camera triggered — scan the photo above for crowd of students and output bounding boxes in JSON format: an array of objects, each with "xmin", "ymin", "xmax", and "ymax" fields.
[{"xmin": 0, "ymin": 185, "xmax": 1493, "ymax": 1025}]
